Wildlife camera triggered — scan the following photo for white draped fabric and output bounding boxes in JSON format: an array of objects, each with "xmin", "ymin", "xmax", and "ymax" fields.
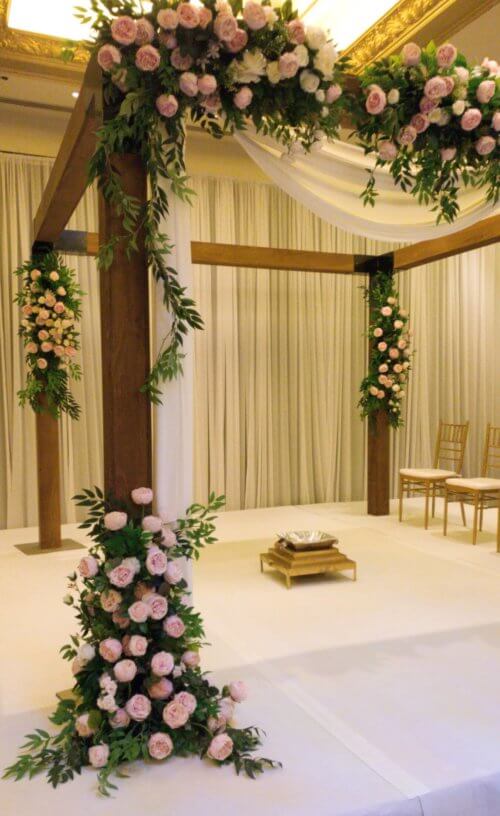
[{"xmin": 236, "ymin": 132, "xmax": 499, "ymax": 242}]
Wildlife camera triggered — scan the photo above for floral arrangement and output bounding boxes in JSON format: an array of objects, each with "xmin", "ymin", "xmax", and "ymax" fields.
[
  {"xmin": 15, "ymin": 252, "xmax": 83, "ymax": 419},
  {"xmin": 359, "ymin": 274, "xmax": 412, "ymax": 429},
  {"xmin": 353, "ymin": 41, "xmax": 500, "ymax": 222},
  {"xmin": 71, "ymin": 0, "xmax": 347, "ymax": 401},
  {"xmin": 4, "ymin": 487, "xmax": 279, "ymax": 794}
]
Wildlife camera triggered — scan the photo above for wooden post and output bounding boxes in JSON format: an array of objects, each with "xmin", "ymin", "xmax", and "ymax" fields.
[
  {"xmin": 99, "ymin": 154, "xmax": 152, "ymax": 504},
  {"xmin": 35, "ymin": 393, "xmax": 62, "ymax": 548}
]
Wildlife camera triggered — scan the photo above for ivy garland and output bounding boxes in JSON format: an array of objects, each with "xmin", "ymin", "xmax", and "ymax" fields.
[
  {"xmin": 359, "ymin": 273, "xmax": 412, "ymax": 430},
  {"xmin": 15, "ymin": 253, "xmax": 83, "ymax": 419}
]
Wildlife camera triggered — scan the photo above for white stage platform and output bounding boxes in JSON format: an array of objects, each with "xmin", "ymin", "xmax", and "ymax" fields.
[{"xmin": 1, "ymin": 497, "xmax": 500, "ymax": 815}]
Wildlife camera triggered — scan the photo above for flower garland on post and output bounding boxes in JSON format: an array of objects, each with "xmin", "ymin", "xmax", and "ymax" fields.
[
  {"xmin": 353, "ymin": 42, "xmax": 500, "ymax": 222},
  {"xmin": 15, "ymin": 252, "xmax": 83, "ymax": 419},
  {"xmin": 4, "ymin": 488, "xmax": 280, "ymax": 793},
  {"xmin": 359, "ymin": 274, "xmax": 412, "ymax": 429},
  {"xmin": 75, "ymin": 0, "xmax": 347, "ymax": 401}
]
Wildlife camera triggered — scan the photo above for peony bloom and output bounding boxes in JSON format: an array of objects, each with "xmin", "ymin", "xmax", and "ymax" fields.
[
  {"xmin": 108, "ymin": 564, "xmax": 135, "ymax": 588},
  {"xmin": 88, "ymin": 744, "xmax": 109, "ymax": 768},
  {"xmin": 97, "ymin": 44, "xmax": 122, "ymax": 72},
  {"xmin": 75, "ymin": 713, "xmax": 95, "ymax": 738},
  {"xmin": 214, "ymin": 13, "xmax": 238, "ymax": 42},
  {"xmin": 146, "ymin": 547, "xmax": 168, "ymax": 575},
  {"xmin": 114, "ymin": 659, "xmax": 137, "ymax": 683},
  {"xmin": 365, "ymin": 86, "xmax": 386, "ymax": 115},
  {"xmin": 424, "ymin": 76, "xmax": 447, "ymax": 100},
  {"xmin": 156, "ymin": 94, "xmax": 179, "ymax": 118},
  {"xmin": 232, "ymin": 49, "xmax": 267, "ymax": 84},
  {"xmin": 314, "ymin": 42, "xmax": 338, "ymax": 80},
  {"xmin": 410, "ymin": 113, "xmax": 429, "ymax": 133},
  {"xmin": 126, "ymin": 694, "xmax": 152, "ymax": 722},
  {"xmin": 131, "ymin": 486, "xmax": 153, "ymax": 505},
  {"xmin": 243, "ymin": 1, "xmax": 267, "ymax": 31},
  {"xmin": 157, "ymin": 8, "xmax": 178, "ymax": 29},
  {"xmin": 461, "ymin": 107, "xmax": 482, "ymax": 131},
  {"xmin": 234, "ymin": 86, "xmax": 253, "ymax": 109},
  {"xmin": 436, "ymin": 42, "xmax": 457, "ymax": 68},
  {"xmin": 305, "ymin": 26, "xmax": 327, "ymax": 50},
  {"xmin": 97, "ymin": 693, "xmax": 118, "ymax": 713},
  {"xmin": 182, "ymin": 650, "xmax": 200, "ymax": 668},
  {"xmin": 142, "ymin": 515, "xmax": 163, "ymax": 533},
  {"xmin": 135, "ymin": 45, "xmax": 161, "ymax": 72},
  {"xmin": 440, "ymin": 146, "xmax": 457, "ymax": 161},
  {"xmin": 401, "ymin": 42, "xmax": 421, "ymax": 66},
  {"xmin": 287, "ymin": 19, "xmax": 306, "ymax": 45},
  {"xmin": 179, "ymin": 72, "xmax": 199, "ymax": 97},
  {"xmin": 99, "ymin": 638, "xmax": 123, "ymax": 663},
  {"xmin": 135, "ymin": 17, "xmax": 155, "ymax": 45},
  {"xmin": 163, "ymin": 700, "xmax": 190, "ymax": 728},
  {"xmin": 279, "ymin": 52, "xmax": 300, "ymax": 80},
  {"xmin": 177, "ymin": 2, "xmax": 200, "ymax": 28},
  {"xmin": 109, "ymin": 708, "xmax": 130, "ymax": 729},
  {"xmin": 477, "ymin": 79, "xmax": 496, "ymax": 104},
  {"xmin": 103, "ymin": 510, "xmax": 127, "ymax": 531},
  {"xmin": 164, "ymin": 560, "xmax": 183, "ymax": 585},
  {"xmin": 475, "ymin": 136, "xmax": 496, "ymax": 156},
  {"xmin": 198, "ymin": 74, "xmax": 217, "ymax": 96},
  {"xmin": 161, "ymin": 528, "xmax": 177, "ymax": 548},
  {"xmin": 299, "ymin": 69, "xmax": 320, "ymax": 94},
  {"xmin": 77, "ymin": 643, "xmax": 96, "ymax": 663},
  {"xmin": 226, "ymin": 28, "xmax": 248, "ymax": 54},
  {"xmin": 110, "ymin": 16, "xmax": 137, "ymax": 46},
  {"xmin": 442, "ymin": 75, "xmax": 455, "ymax": 96},
  {"xmin": 163, "ymin": 615, "xmax": 186, "ymax": 638},
  {"xmin": 208, "ymin": 733, "xmax": 234, "ymax": 761},
  {"xmin": 149, "ymin": 677, "xmax": 174, "ymax": 700},
  {"xmin": 128, "ymin": 634, "xmax": 148, "ymax": 657},
  {"xmin": 151, "ymin": 651, "xmax": 175, "ymax": 677},
  {"xmin": 397, "ymin": 125, "xmax": 417, "ymax": 146},
  {"xmin": 145, "ymin": 593, "xmax": 168, "ymax": 621},
  {"xmin": 229, "ymin": 680, "xmax": 248, "ymax": 702},
  {"xmin": 128, "ymin": 601, "xmax": 150, "ymax": 623},
  {"xmin": 378, "ymin": 140, "xmax": 398, "ymax": 161},
  {"xmin": 175, "ymin": 691, "xmax": 197, "ymax": 714},
  {"xmin": 78, "ymin": 555, "xmax": 98, "ymax": 578},
  {"xmin": 148, "ymin": 732, "xmax": 174, "ymax": 760},
  {"xmin": 100, "ymin": 588, "xmax": 122, "ymax": 613}
]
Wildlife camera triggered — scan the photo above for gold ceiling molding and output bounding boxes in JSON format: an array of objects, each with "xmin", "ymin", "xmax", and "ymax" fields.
[{"xmin": 344, "ymin": 0, "xmax": 500, "ymax": 73}]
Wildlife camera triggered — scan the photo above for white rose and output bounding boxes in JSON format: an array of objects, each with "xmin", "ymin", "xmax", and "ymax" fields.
[
  {"xmin": 314, "ymin": 42, "xmax": 337, "ymax": 79},
  {"xmin": 452, "ymin": 99, "xmax": 465, "ymax": 116},
  {"xmin": 294, "ymin": 44, "xmax": 309, "ymax": 68},
  {"xmin": 306, "ymin": 26, "xmax": 327, "ymax": 51},
  {"xmin": 387, "ymin": 88, "xmax": 400, "ymax": 105},
  {"xmin": 232, "ymin": 49, "xmax": 267, "ymax": 84},
  {"xmin": 299, "ymin": 69, "xmax": 320, "ymax": 93},
  {"xmin": 78, "ymin": 643, "xmax": 96, "ymax": 663},
  {"xmin": 266, "ymin": 60, "xmax": 281, "ymax": 84},
  {"xmin": 321, "ymin": 106, "xmax": 329, "ymax": 117},
  {"xmin": 315, "ymin": 89, "xmax": 325, "ymax": 102}
]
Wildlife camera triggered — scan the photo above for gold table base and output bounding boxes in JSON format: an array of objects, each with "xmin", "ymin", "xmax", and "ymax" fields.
[{"xmin": 260, "ymin": 541, "xmax": 357, "ymax": 589}]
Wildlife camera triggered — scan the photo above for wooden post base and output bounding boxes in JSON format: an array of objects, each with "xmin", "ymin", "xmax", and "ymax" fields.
[{"xmin": 15, "ymin": 539, "xmax": 85, "ymax": 556}]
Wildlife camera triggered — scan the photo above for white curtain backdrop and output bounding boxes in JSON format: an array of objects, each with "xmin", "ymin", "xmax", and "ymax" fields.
[{"xmin": 236, "ymin": 132, "xmax": 499, "ymax": 242}]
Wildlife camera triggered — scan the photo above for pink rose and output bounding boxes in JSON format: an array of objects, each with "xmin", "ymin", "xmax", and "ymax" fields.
[
  {"xmin": 160, "ymin": 31, "xmax": 178, "ymax": 49},
  {"xmin": 397, "ymin": 125, "xmax": 417, "ymax": 145},
  {"xmin": 377, "ymin": 341, "xmax": 388, "ymax": 352},
  {"xmin": 477, "ymin": 80, "xmax": 496, "ymax": 104},
  {"xmin": 54, "ymin": 345, "xmax": 65, "ymax": 357},
  {"xmin": 177, "ymin": 3, "xmax": 200, "ymax": 29},
  {"xmin": 182, "ymin": 650, "xmax": 200, "ymax": 668},
  {"xmin": 79, "ymin": 555, "xmax": 98, "ymax": 578},
  {"xmin": 226, "ymin": 28, "xmax": 248, "ymax": 53},
  {"xmin": 135, "ymin": 44, "xmax": 161, "ymax": 72},
  {"xmin": 88, "ymin": 744, "xmax": 109, "ymax": 768},
  {"xmin": 202, "ymin": 93, "xmax": 222, "ymax": 113},
  {"xmin": 114, "ymin": 659, "xmax": 137, "ymax": 683},
  {"xmin": 161, "ymin": 529, "xmax": 177, "ymax": 548},
  {"xmin": 109, "ymin": 708, "xmax": 130, "ymax": 729},
  {"xmin": 148, "ymin": 732, "xmax": 174, "ymax": 760},
  {"xmin": 146, "ymin": 547, "xmax": 168, "ymax": 575},
  {"xmin": 103, "ymin": 511, "xmax": 127, "ymax": 531},
  {"xmin": 126, "ymin": 694, "xmax": 152, "ymax": 722},
  {"xmin": 145, "ymin": 593, "xmax": 168, "ymax": 621},
  {"xmin": 424, "ymin": 77, "xmax": 447, "ymax": 100},
  {"xmin": 108, "ymin": 564, "xmax": 134, "ymax": 588},
  {"xmin": 366, "ymin": 86, "xmax": 386, "ymax": 115},
  {"xmin": 279, "ymin": 52, "xmax": 300, "ymax": 80},
  {"xmin": 199, "ymin": 7, "xmax": 213, "ymax": 29},
  {"xmin": 243, "ymin": 1, "xmax": 267, "ymax": 30},
  {"xmin": 394, "ymin": 320, "xmax": 404, "ymax": 330},
  {"xmin": 436, "ymin": 43, "xmax": 457, "ymax": 68},
  {"xmin": 175, "ymin": 691, "xmax": 197, "ymax": 714},
  {"xmin": 287, "ymin": 19, "xmax": 306, "ymax": 45},
  {"xmin": 234, "ymin": 86, "xmax": 253, "ymax": 110},
  {"xmin": 163, "ymin": 615, "xmax": 186, "ymax": 638},
  {"xmin": 135, "ymin": 17, "xmax": 155, "ymax": 45},
  {"xmin": 440, "ymin": 146, "xmax": 457, "ymax": 161},
  {"xmin": 36, "ymin": 358, "xmax": 48, "ymax": 370},
  {"xmin": 397, "ymin": 339, "xmax": 407, "ymax": 350},
  {"xmin": 198, "ymin": 74, "xmax": 217, "ymax": 96},
  {"xmin": 128, "ymin": 635, "xmax": 148, "ymax": 657},
  {"xmin": 100, "ymin": 588, "xmax": 122, "ymax": 613},
  {"xmin": 475, "ymin": 136, "xmax": 496, "ymax": 156},
  {"xmin": 214, "ymin": 13, "xmax": 238, "ymax": 42},
  {"xmin": 53, "ymin": 301, "xmax": 65, "ymax": 314},
  {"xmin": 76, "ymin": 713, "xmax": 95, "ymax": 738},
  {"xmin": 128, "ymin": 601, "xmax": 150, "ymax": 623},
  {"xmin": 378, "ymin": 140, "xmax": 397, "ymax": 161},
  {"xmin": 218, "ymin": 697, "xmax": 235, "ymax": 722},
  {"xmin": 389, "ymin": 348, "xmax": 400, "ymax": 359},
  {"xmin": 373, "ymin": 327, "xmax": 383, "ymax": 338},
  {"xmin": 377, "ymin": 390, "xmax": 385, "ymax": 399},
  {"xmin": 163, "ymin": 700, "xmax": 190, "ymax": 728},
  {"xmin": 461, "ymin": 107, "xmax": 482, "ymax": 131},
  {"xmin": 151, "ymin": 651, "xmax": 175, "ymax": 676},
  {"xmin": 157, "ymin": 8, "xmax": 178, "ymax": 30},
  {"xmin": 229, "ymin": 680, "xmax": 248, "ymax": 703},
  {"xmin": 179, "ymin": 71, "xmax": 199, "ymax": 97},
  {"xmin": 112, "ymin": 610, "xmax": 130, "ymax": 629},
  {"xmin": 149, "ymin": 677, "xmax": 174, "ymax": 700},
  {"xmin": 131, "ymin": 487, "xmax": 153, "ymax": 505},
  {"xmin": 142, "ymin": 514, "xmax": 163, "ymax": 533},
  {"xmin": 442, "ymin": 75, "xmax": 455, "ymax": 96},
  {"xmin": 419, "ymin": 96, "xmax": 437, "ymax": 115},
  {"xmin": 164, "ymin": 561, "xmax": 183, "ymax": 585},
  {"xmin": 379, "ymin": 363, "xmax": 388, "ymax": 373},
  {"xmin": 208, "ymin": 733, "xmax": 234, "ymax": 761},
  {"xmin": 25, "ymin": 342, "xmax": 38, "ymax": 353},
  {"xmin": 381, "ymin": 306, "xmax": 392, "ymax": 316},
  {"xmin": 207, "ymin": 714, "xmax": 226, "ymax": 733},
  {"xmin": 401, "ymin": 42, "xmax": 421, "ymax": 66},
  {"xmin": 97, "ymin": 44, "xmax": 122, "ymax": 73},
  {"xmin": 110, "ymin": 16, "xmax": 137, "ymax": 46},
  {"xmin": 99, "ymin": 638, "xmax": 123, "ymax": 663},
  {"xmin": 170, "ymin": 47, "xmax": 193, "ymax": 70},
  {"xmin": 410, "ymin": 113, "xmax": 429, "ymax": 133},
  {"xmin": 326, "ymin": 84, "xmax": 342, "ymax": 104}
]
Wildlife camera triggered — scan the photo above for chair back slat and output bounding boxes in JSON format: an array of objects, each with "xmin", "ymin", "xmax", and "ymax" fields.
[
  {"xmin": 482, "ymin": 424, "xmax": 500, "ymax": 476},
  {"xmin": 433, "ymin": 420, "xmax": 469, "ymax": 472}
]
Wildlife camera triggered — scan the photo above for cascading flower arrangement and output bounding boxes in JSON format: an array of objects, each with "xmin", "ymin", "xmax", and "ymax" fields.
[
  {"xmin": 359, "ymin": 274, "xmax": 412, "ymax": 429},
  {"xmin": 353, "ymin": 41, "xmax": 500, "ymax": 223},
  {"xmin": 15, "ymin": 252, "xmax": 83, "ymax": 419},
  {"xmin": 4, "ymin": 487, "xmax": 280, "ymax": 794},
  {"xmin": 71, "ymin": 0, "xmax": 347, "ymax": 401}
]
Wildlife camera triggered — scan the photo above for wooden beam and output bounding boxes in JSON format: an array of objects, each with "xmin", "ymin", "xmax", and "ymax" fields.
[
  {"xmin": 393, "ymin": 213, "xmax": 500, "ymax": 271},
  {"xmin": 33, "ymin": 56, "xmax": 102, "ymax": 244}
]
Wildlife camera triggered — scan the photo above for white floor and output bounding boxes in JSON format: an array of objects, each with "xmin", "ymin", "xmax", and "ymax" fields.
[{"xmin": 1, "ymin": 497, "xmax": 500, "ymax": 815}]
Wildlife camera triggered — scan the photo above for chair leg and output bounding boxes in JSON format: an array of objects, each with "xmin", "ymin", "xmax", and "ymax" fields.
[
  {"xmin": 432, "ymin": 483, "xmax": 436, "ymax": 518},
  {"xmin": 479, "ymin": 502, "xmax": 484, "ymax": 532},
  {"xmin": 424, "ymin": 482, "xmax": 430, "ymax": 530},
  {"xmin": 472, "ymin": 493, "xmax": 479, "ymax": 546},
  {"xmin": 443, "ymin": 488, "xmax": 449, "ymax": 536},
  {"xmin": 399, "ymin": 476, "xmax": 404, "ymax": 522},
  {"xmin": 460, "ymin": 501, "xmax": 466, "ymax": 527}
]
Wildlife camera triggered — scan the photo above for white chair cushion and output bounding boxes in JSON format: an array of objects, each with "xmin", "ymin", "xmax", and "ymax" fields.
[
  {"xmin": 400, "ymin": 468, "xmax": 457, "ymax": 480},
  {"xmin": 445, "ymin": 477, "xmax": 500, "ymax": 491}
]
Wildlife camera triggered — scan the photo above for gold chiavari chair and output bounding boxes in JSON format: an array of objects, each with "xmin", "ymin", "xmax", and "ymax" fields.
[
  {"xmin": 399, "ymin": 420, "xmax": 470, "ymax": 529},
  {"xmin": 443, "ymin": 424, "xmax": 500, "ymax": 549}
]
